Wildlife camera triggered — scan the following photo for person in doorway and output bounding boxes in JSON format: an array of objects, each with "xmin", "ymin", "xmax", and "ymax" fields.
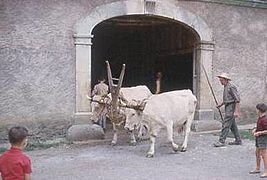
[
  {"xmin": 92, "ymin": 77, "xmax": 109, "ymax": 97},
  {"xmin": 213, "ymin": 72, "xmax": 242, "ymax": 147},
  {"xmin": 155, "ymin": 71, "xmax": 162, "ymax": 94},
  {"xmin": 249, "ymin": 103, "xmax": 267, "ymax": 178},
  {"xmin": 91, "ymin": 77, "xmax": 109, "ymax": 132},
  {"xmin": 0, "ymin": 126, "xmax": 32, "ymax": 180}
]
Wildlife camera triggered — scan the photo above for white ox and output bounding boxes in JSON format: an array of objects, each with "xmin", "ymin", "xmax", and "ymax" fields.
[
  {"xmin": 91, "ymin": 85, "xmax": 152, "ymax": 146},
  {"xmin": 124, "ymin": 90, "xmax": 197, "ymax": 157}
]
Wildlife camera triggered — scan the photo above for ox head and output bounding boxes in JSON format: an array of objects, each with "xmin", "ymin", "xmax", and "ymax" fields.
[
  {"xmin": 124, "ymin": 100, "xmax": 146, "ymax": 131},
  {"xmin": 124, "ymin": 99, "xmax": 147, "ymax": 131},
  {"xmin": 124, "ymin": 108, "xmax": 150, "ymax": 141},
  {"xmin": 124, "ymin": 108, "xmax": 143, "ymax": 131}
]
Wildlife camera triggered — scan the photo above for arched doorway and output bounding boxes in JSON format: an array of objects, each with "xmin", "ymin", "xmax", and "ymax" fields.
[
  {"xmin": 74, "ymin": 0, "xmax": 215, "ymax": 121},
  {"xmin": 91, "ymin": 15, "xmax": 199, "ymax": 94}
]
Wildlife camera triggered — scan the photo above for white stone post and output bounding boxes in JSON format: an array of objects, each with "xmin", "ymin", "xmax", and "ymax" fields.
[
  {"xmin": 195, "ymin": 41, "xmax": 215, "ymax": 120},
  {"xmin": 74, "ymin": 34, "xmax": 93, "ymax": 115}
]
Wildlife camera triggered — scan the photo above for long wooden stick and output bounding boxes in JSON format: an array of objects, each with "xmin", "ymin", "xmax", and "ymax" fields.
[{"xmin": 201, "ymin": 64, "xmax": 224, "ymax": 122}]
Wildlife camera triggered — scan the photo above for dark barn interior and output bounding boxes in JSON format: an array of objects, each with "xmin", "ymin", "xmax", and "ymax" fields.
[{"xmin": 91, "ymin": 15, "xmax": 198, "ymax": 93}]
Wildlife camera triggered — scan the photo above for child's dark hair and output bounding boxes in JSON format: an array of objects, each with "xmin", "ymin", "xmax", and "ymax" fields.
[
  {"xmin": 256, "ymin": 103, "xmax": 267, "ymax": 113},
  {"xmin": 8, "ymin": 126, "xmax": 29, "ymax": 144}
]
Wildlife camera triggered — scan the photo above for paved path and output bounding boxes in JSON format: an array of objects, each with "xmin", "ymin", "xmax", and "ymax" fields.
[{"xmin": 29, "ymin": 129, "xmax": 259, "ymax": 180}]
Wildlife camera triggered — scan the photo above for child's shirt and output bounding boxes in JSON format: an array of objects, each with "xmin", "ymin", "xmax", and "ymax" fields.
[
  {"xmin": 256, "ymin": 115, "xmax": 267, "ymax": 132},
  {"xmin": 0, "ymin": 147, "xmax": 32, "ymax": 180}
]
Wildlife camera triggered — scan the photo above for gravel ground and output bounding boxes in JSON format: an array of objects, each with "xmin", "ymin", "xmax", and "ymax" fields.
[{"xmin": 27, "ymin": 130, "xmax": 260, "ymax": 180}]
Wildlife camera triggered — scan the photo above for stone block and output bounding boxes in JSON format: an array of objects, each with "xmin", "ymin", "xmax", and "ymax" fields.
[{"xmin": 67, "ymin": 124, "xmax": 104, "ymax": 141}]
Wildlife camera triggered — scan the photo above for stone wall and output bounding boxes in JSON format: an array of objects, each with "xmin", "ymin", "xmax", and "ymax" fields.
[
  {"xmin": 0, "ymin": 0, "xmax": 116, "ymax": 134},
  {"xmin": 0, "ymin": 0, "xmax": 266, "ymax": 135},
  {"xmin": 178, "ymin": 1, "xmax": 267, "ymax": 121}
]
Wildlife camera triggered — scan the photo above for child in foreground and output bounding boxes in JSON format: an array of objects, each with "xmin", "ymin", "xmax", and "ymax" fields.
[
  {"xmin": 0, "ymin": 126, "xmax": 32, "ymax": 180},
  {"xmin": 250, "ymin": 103, "xmax": 267, "ymax": 178}
]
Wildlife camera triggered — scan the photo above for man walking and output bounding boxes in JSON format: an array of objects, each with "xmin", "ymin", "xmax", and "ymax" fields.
[{"xmin": 214, "ymin": 73, "xmax": 242, "ymax": 147}]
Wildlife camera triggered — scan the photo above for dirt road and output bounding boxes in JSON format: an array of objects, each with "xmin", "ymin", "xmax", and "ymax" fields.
[{"xmin": 28, "ymin": 131, "xmax": 259, "ymax": 180}]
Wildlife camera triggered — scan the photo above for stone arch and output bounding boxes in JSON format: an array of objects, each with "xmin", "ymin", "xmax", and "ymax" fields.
[
  {"xmin": 75, "ymin": 1, "xmax": 212, "ymax": 41},
  {"xmin": 74, "ymin": 0, "xmax": 215, "ymax": 121}
]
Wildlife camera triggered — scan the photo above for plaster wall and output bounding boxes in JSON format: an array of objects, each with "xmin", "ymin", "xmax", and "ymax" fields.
[{"xmin": 0, "ymin": 0, "xmax": 266, "ymax": 131}]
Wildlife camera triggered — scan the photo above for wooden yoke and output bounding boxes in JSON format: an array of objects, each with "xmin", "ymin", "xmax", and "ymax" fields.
[{"xmin": 106, "ymin": 61, "xmax": 126, "ymax": 124}]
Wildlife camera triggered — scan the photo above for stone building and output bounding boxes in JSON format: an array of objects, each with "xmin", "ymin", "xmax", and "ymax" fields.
[{"xmin": 0, "ymin": 0, "xmax": 266, "ymax": 133}]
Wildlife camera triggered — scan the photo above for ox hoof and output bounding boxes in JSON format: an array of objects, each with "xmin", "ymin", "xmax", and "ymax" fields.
[
  {"xmin": 172, "ymin": 146, "xmax": 179, "ymax": 152},
  {"xmin": 180, "ymin": 147, "xmax": 187, "ymax": 152},
  {"xmin": 146, "ymin": 153, "xmax": 154, "ymax": 158},
  {"xmin": 111, "ymin": 141, "xmax": 117, "ymax": 146}
]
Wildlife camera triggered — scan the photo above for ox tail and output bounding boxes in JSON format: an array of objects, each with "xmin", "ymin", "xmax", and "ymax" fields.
[
  {"xmin": 177, "ymin": 95, "xmax": 197, "ymax": 134},
  {"xmin": 189, "ymin": 95, "xmax": 197, "ymax": 114}
]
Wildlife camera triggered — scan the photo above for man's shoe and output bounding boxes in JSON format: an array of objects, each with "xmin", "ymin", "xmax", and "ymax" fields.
[
  {"xmin": 249, "ymin": 170, "xmax": 260, "ymax": 174},
  {"xmin": 213, "ymin": 141, "xmax": 225, "ymax": 147},
  {"xmin": 228, "ymin": 141, "xmax": 242, "ymax": 145}
]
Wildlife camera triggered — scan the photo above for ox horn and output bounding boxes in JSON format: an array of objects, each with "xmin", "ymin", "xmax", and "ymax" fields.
[{"xmin": 125, "ymin": 99, "xmax": 147, "ymax": 111}]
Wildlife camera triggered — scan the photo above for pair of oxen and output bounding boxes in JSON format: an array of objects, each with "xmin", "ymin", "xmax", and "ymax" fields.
[{"xmin": 91, "ymin": 86, "xmax": 197, "ymax": 158}]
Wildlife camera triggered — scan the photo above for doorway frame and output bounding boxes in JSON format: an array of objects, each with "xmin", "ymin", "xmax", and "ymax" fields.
[{"xmin": 74, "ymin": 0, "xmax": 215, "ymax": 120}]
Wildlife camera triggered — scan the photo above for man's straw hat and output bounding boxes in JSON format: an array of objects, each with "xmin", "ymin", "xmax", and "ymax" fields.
[{"xmin": 217, "ymin": 73, "xmax": 231, "ymax": 80}]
